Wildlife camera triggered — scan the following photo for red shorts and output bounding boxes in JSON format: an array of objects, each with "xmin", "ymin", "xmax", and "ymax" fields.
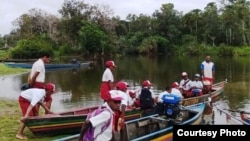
[
  {"xmin": 202, "ymin": 77, "xmax": 213, "ymax": 84},
  {"xmin": 100, "ymin": 82, "xmax": 110, "ymax": 100},
  {"xmin": 19, "ymin": 96, "xmax": 38, "ymax": 116}
]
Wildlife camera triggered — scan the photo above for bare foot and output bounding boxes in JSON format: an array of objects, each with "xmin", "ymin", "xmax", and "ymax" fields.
[{"xmin": 16, "ymin": 134, "xmax": 27, "ymax": 140}]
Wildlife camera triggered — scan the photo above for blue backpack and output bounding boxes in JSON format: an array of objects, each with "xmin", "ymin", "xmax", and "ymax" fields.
[{"xmin": 82, "ymin": 106, "xmax": 112, "ymax": 141}]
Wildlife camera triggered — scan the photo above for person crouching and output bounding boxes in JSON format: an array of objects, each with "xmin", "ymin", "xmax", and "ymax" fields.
[{"xmin": 16, "ymin": 83, "xmax": 56, "ymax": 140}]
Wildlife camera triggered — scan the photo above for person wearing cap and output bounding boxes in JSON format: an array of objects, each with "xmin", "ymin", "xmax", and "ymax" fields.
[
  {"xmin": 79, "ymin": 90, "xmax": 123, "ymax": 141},
  {"xmin": 16, "ymin": 83, "xmax": 56, "ymax": 140},
  {"xmin": 111, "ymin": 81, "xmax": 129, "ymax": 141},
  {"xmin": 127, "ymin": 90, "xmax": 138, "ymax": 109},
  {"xmin": 200, "ymin": 55, "xmax": 215, "ymax": 84},
  {"xmin": 170, "ymin": 82, "xmax": 184, "ymax": 98},
  {"xmin": 139, "ymin": 80, "xmax": 156, "ymax": 116},
  {"xmin": 100, "ymin": 60, "xmax": 116, "ymax": 101},
  {"xmin": 190, "ymin": 73, "xmax": 203, "ymax": 97},
  {"xmin": 179, "ymin": 72, "xmax": 192, "ymax": 98}
]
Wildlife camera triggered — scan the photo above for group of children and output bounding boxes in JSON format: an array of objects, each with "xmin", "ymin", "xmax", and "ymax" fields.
[{"xmin": 15, "ymin": 57, "xmax": 216, "ymax": 140}]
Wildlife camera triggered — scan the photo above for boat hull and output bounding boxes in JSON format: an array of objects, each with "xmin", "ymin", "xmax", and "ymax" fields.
[
  {"xmin": 4, "ymin": 62, "xmax": 90, "ymax": 70},
  {"xmin": 24, "ymin": 81, "xmax": 224, "ymax": 136},
  {"xmin": 125, "ymin": 103, "xmax": 205, "ymax": 141},
  {"xmin": 25, "ymin": 107, "xmax": 142, "ymax": 135},
  {"xmin": 53, "ymin": 103, "xmax": 205, "ymax": 141},
  {"xmin": 182, "ymin": 81, "xmax": 225, "ymax": 106}
]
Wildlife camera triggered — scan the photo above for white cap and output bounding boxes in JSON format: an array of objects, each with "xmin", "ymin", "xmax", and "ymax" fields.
[{"xmin": 181, "ymin": 72, "xmax": 188, "ymax": 76}]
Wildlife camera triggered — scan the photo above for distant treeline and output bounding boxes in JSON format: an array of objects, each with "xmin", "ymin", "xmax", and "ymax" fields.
[{"xmin": 1, "ymin": 0, "xmax": 250, "ymax": 59}]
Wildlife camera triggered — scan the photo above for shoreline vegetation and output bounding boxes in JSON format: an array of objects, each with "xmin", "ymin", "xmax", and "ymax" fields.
[{"xmin": 0, "ymin": 64, "xmax": 67, "ymax": 140}]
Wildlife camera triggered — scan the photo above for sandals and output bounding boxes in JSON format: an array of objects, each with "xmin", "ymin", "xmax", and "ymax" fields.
[{"xmin": 16, "ymin": 134, "xmax": 27, "ymax": 140}]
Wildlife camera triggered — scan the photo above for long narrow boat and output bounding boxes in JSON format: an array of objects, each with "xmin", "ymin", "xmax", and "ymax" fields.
[
  {"xmin": 3, "ymin": 62, "xmax": 90, "ymax": 70},
  {"xmin": 53, "ymin": 102, "xmax": 206, "ymax": 141},
  {"xmin": 181, "ymin": 80, "xmax": 226, "ymax": 106},
  {"xmin": 125, "ymin": 102, "xmax": 205, "ymax": 141},
  {"xmin": 24, "ymin": 81, "xmax": 224, "ymax": 136},
  {"xmin": 25, "ymin": 106, "xmax": 143, "ymax": 135}
]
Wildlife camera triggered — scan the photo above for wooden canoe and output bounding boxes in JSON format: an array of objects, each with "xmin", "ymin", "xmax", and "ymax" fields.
[
  {"xmin": 25, "ymin": 106, "xmax": 143, "ymax": 135},
  {"xmin": 53, "ymin": 102, "xmax": 206, "ymax": 141},
  {"xmin": 3, "ymin": 62, "xmax": 90, "ymax": 70},
  {"xmin": 125, "ymin": 103, "xmax": 205, "ymax": 141},
  {"xmin": 181, "ymin": 80, "xmax": 226, "ymax": 106}
]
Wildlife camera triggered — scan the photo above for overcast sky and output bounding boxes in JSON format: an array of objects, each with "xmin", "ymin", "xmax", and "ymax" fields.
[{"xmin": 0, "ymin": 0, "xmax": 218, "ymax": 36}]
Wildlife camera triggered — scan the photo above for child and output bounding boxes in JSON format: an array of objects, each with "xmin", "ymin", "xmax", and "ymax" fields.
[
  {"xmin": 16, "ymin": 83, "xmax": 56, "ymax": 140},
  {"xmin": 79, "ymin": 90, "xmax": 123, "ymax": 141}
]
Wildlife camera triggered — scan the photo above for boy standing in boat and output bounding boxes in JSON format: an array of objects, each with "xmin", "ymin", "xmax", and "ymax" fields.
[
  {"xmin": 16, "ymin": 83, "xmax": 56, "ymax": 140},
  {"xmin": 100, "ymin": 60, "xmax": 116, "ymax": 101},
  {"xmin": 200, "ymin": 55, "xmax": 215, "ymax": 84},
  {"xmin": 28, "ymin": 52, "xmax": 52, "ymax": 115}
]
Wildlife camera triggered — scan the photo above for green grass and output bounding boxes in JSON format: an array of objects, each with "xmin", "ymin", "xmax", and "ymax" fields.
[
  {"xmin": 0, "ymin": 98, "xmax": 69, "ymax": 141},
  {"xmin": 0, "ymin": 64, "xmax": 67, "ymax": 140},
  {"xmin": 0, "ymin": 63, "xmax": 29, "ymax": 76}
]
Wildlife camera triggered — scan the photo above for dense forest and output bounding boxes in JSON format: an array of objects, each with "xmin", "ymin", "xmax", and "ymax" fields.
[{"xmin": 0, "ymin": 0, "xmax": 250, "ymax": 59}]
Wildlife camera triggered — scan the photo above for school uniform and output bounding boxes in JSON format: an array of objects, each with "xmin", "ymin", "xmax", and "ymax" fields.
[
  {"xmin": 19, "ymin": 88, "xmax": 46, "ymax": 116},
  {"xmin": 89, "ymin": 103, "xmax": 114, "ymax": 141},
  {"xmin": 100, "ymin": 68, "xmax": 114, "ymax": 100}
]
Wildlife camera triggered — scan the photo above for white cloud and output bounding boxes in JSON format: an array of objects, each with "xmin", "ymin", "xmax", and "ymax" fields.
[{"xmin": 0, "ymin": 0, "xmax": 217, "ymax": 36}]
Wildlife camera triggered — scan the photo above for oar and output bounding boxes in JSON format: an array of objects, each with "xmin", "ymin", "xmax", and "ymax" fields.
[{"xmin": 224, "ymin": 109, "xmax": 250, "ymax": 114}]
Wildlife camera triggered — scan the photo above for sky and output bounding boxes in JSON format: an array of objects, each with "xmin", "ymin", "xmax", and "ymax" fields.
[{"xmin": 0, "ymin": 0, "xmax": 218, "ymax": 36}]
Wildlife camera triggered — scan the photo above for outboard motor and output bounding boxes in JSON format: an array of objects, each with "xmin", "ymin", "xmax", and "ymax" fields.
[{"xmin": 162, "ymin": 94, "xmax": 181, "ymax": 119}]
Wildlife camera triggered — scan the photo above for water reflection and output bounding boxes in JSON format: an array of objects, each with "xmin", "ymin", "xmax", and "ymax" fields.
[
  {"xmin": 201, "ymin": 102, "xmax": 215, "ymax": 125},
  {"xmin": 0, "ymin": 56, "xmax": 250, "ymax": 121}
]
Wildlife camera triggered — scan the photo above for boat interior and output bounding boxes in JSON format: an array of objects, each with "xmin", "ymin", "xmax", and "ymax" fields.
[{"xmin": 121, "ymin": 109, "xmax": 198, "ymax": 141}]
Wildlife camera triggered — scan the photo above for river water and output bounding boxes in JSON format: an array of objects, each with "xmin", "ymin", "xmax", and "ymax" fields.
[{"xmin": 0, "ymin": 55, "xmax": 250, "ymax": 124}]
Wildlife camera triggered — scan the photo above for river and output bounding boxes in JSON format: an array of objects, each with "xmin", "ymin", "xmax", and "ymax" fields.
[{"xmin": 0, "ymin": 55, "xmax": 250, "ymax": 124}]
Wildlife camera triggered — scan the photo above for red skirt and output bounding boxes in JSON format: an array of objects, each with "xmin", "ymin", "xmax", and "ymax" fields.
[{"xmin": 100, "ymin": 82, "xmax": 110, "ymax": 100}]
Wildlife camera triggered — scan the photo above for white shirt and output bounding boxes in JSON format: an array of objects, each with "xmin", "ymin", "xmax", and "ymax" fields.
[
  {"xmin": 171, "ymin": 88, "xmax": 184, "ymax": 98},
  {"xmin": 127, "ymin": 96, "xmax": 136, "ymax": 107},
  {"xmin": 30, "ymin": 59, "xmax": 45, "ymax": 83},
  {"xmin": 201, "ymin": 61, "xmax": 215, "ymax": 78},
  {"xmin": 157, "ymin": 91, "xmax": 170, "ymax": 103},
  {"xmin": 179, "ymin": 79, "xmax": 192, "ymax": 91},
  {"xmin": 191, "ymin": 80, "xmax": 203, "ymax": 89},
  {"xmin": 109, "ymin": 90, "xmax": 128, "ymax": 107},
  {"xmin": 126, "ymin": 91, "xmax": 136, "ymax": 106},
  {"xmin": 89, "ymin": 103, "xmax": 114, "ymax": 141},
  {"xmin": 20, "ymin": 88, "xmax": 46, "ymax": 106},
  {"xmin": 101, "ymin": 68, "xmax": 114, "ymax": 82}
]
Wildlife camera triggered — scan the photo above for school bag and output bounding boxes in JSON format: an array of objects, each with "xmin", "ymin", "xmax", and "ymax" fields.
[
  {"xmin": 139, "ymin": 87, "xmax": 154, "ymax": 110},
  {"xmin": 82, "ymin": 106, "xmax": 112, "ymax": 141}
]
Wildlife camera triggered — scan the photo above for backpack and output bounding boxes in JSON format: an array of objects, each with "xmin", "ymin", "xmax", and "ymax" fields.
[
  {"xmin": 139, "ymin": 88, "xmax": 154, "ymax": 110},
  {"xmin": 82, "ymin": 106, "xmax": 112, "ymax": 141}
]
